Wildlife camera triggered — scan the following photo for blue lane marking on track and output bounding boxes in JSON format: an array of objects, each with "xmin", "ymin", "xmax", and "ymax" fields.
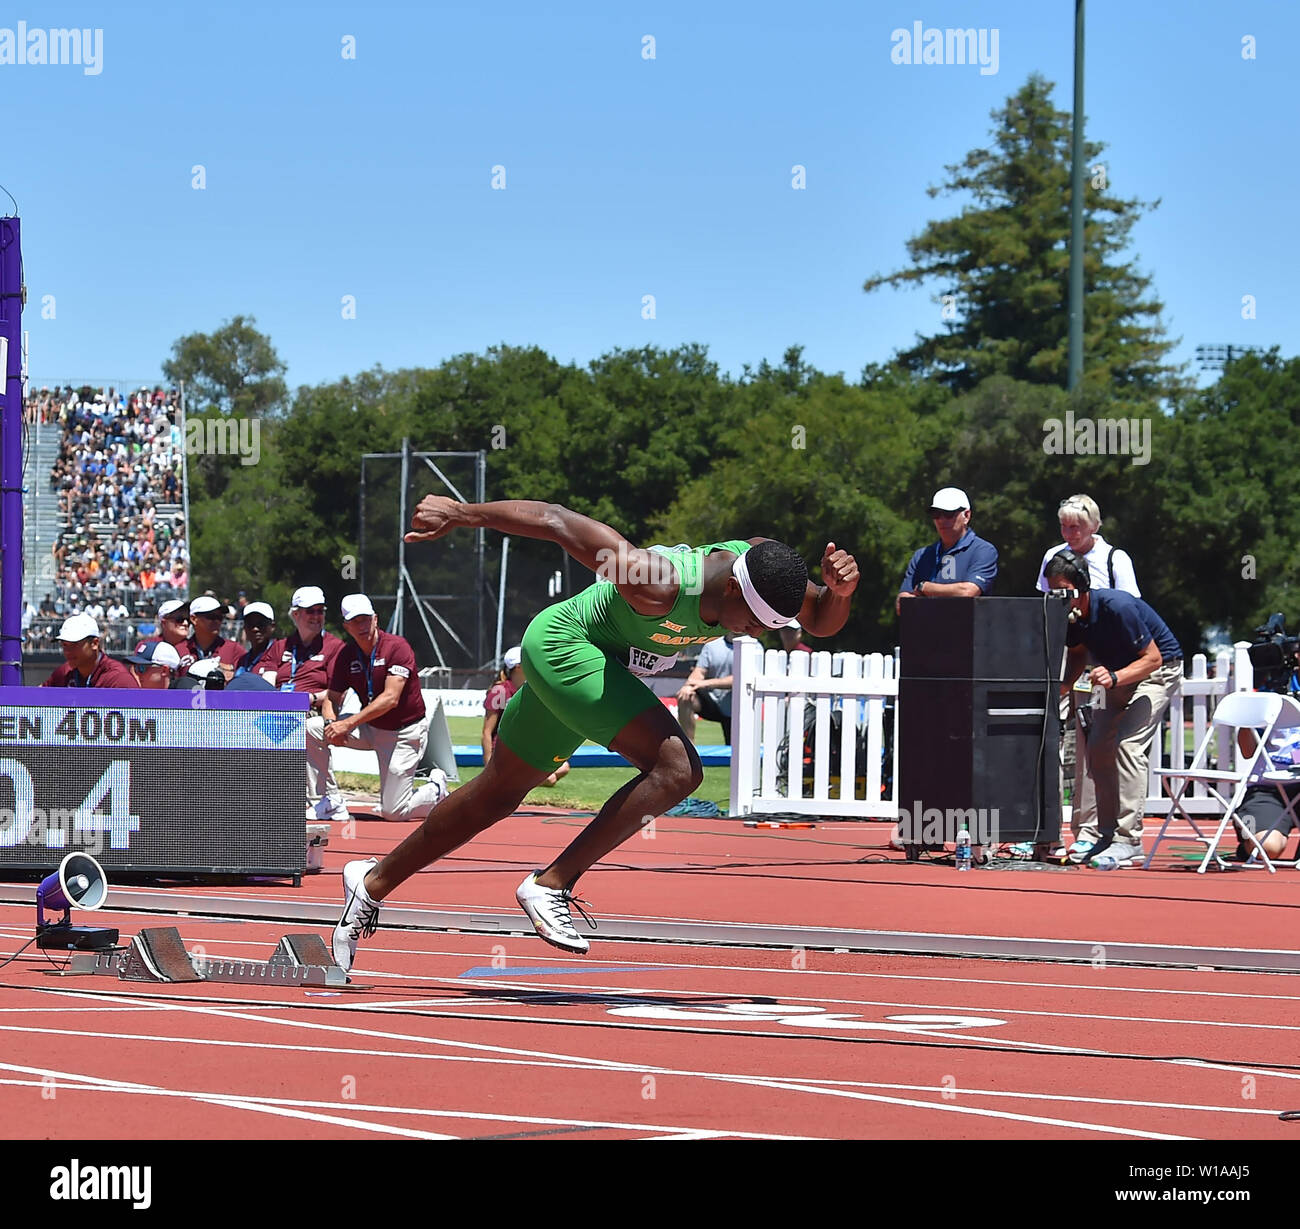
[{"xmin": 458, "ymin": 965, "xmax": 662, "ymax": 979}]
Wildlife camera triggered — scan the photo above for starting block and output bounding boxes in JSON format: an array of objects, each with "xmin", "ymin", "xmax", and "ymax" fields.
[{"xmin": 65, "ymin": 926, "xmax": 348, "ymax": 987}]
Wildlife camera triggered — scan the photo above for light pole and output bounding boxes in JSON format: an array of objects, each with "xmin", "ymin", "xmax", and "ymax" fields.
[{"xmin": 1067, "ymin": 0, "xmax": 1086, "ymax": 392}]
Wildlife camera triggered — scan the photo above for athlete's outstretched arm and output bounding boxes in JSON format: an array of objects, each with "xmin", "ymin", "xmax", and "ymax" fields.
[{"xmin": 406, "ymin": 496, "xmax": 677, "ymax": 614}]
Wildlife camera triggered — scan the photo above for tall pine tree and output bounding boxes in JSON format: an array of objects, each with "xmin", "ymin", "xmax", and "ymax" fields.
[{"xmin": 864, "ymin": 75, "xmax": 1181, "ymax": 395}]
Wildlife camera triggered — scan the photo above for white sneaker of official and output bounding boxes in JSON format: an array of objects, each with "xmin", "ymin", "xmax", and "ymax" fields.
[
  {"xmin": 407, "ymin": 768, "xmax": 449, "ymax": 816},
  {"xmin": 314, "ymin": 795, "xmax": 352, "ymax": 823}
]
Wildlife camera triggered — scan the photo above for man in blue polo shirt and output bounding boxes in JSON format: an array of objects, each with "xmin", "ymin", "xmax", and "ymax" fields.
[
  {"xmin": 896, "ymin": 486, "xmax": 998, "ymax": 615},
  {"xmin": 1045, "ymin": 553, "xmax": 1183, "ymax": 867}
]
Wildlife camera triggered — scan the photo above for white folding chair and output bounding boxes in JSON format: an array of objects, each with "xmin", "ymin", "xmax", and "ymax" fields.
[{"xmin": 1145, "ymin": 691, "xmax": 1300, "ymax": 874}]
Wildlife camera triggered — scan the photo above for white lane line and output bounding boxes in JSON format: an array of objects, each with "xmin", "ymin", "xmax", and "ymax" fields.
[
  {"xmin": 8, "ymin": 930, "xmax": 1298, "ymax": 1004},
  {"xmin": 0, "ymin": 1060, "xmax": 457, "ymax": 1140},
  {"xmin": 6, "ymin": 1014, "xmax": 1286, "ymax": 1126},
  {"xmin": 0, "ymin": 1005, "xmax": 175, "ymax": 1014},
  {"xmin": 9, "ymin": 986, "xmax": 1197, "ymax": 1140},
  {"xmin": 189, "ymin": 935, "xmax": 1300, "ymax": 1002},
  {"xmin": 306, "ymin": 972, "xmax": 1299, "ymax": 1036},
  {"xmin": 4, "ymin": 1017, "xmax": 1289, "ymax": 1116},
  {"xmin": 767, "ymin": 1076, "xmax": 1288, "ymax": 1116},
  {"xmin": 0, "ymin": 1076, "xmax": 813, "ymax": 1140}
]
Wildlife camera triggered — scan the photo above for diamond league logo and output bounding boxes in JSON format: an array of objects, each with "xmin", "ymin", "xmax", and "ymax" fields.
[{"xmin": 253, "ymin": 714, "xmax": 301, "ymax": 744}]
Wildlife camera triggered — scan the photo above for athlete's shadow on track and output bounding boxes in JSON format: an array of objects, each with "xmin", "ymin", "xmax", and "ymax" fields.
[{"xmin": 357, "ymin": 983, "xmax": 778, "ymax": 1011}]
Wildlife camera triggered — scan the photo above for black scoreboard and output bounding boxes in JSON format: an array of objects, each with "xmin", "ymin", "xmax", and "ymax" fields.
[{"xmin": 0, "ymin": 687, "xmax": 309, "ymax": 878}]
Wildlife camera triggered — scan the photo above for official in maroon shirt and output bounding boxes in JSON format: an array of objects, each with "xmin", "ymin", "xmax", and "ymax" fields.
[
  {"xmin": 42, "ymin": 615, "xmax": 139, "ymax": 688},
  {"xmin": 310, "ymin": 592, "xmax": 448, "ymax": 823},
  {"xmin": 135, "ymin": 598, "xmax": 197, "ymax": 672},
  {"xmin": 185, "ymin": 595, "xmax": 246, "ymax": 680},
  {"xmin": 267, "ymin": 585, "xmax": 346, "ymax": 815},
  {"xmin": 236, "ymin": 601, "xmax": 278, "ymax": 676},
  {"xmin": 261, "ymin": 586, "xmax": 344, "ymax": 704}
]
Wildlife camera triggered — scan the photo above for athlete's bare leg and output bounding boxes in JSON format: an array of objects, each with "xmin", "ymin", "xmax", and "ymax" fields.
[
  {"xmin": 536, "ymin": 704, "xmax": 702, "ymax": 890},
  {"xmin": 364, "ymin": 742, "xmax": 548, "ymax": 899}
]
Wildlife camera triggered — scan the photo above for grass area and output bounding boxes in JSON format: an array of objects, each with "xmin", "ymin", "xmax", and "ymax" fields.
[{"xmin": 338, "ymin": 711, "xmax": 731, "ymax": 813}]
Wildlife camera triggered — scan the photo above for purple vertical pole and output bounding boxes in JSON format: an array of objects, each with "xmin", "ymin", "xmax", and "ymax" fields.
[{"xmin": 0, "ymin": 217, "xmax": 24, "ymax": 686}]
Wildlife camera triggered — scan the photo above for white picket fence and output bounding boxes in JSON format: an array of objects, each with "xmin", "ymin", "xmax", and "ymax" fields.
[{"xmin": 730, "ymin": 638, "xmax": 1258, "ymax": 821}]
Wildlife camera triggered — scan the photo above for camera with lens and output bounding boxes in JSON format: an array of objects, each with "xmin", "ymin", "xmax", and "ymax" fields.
[{"xmin": 1247, "ymin": 613, "xmax": 1300, "ymax": 694}]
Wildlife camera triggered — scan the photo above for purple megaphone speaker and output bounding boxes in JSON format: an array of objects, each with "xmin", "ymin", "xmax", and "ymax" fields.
[{"xmin": 35, "ymin": 853, "xmax": 117, "ymax": 951}]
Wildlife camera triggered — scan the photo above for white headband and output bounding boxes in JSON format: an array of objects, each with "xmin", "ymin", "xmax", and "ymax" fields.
[{"xmin": 732, "ymin": 552, "xmax": 795, "ymax": 630}]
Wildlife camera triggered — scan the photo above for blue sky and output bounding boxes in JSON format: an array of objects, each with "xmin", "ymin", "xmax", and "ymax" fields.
[{"xmin": 8, "ymin": 0, "xmax": 1295, "ymax": 394}]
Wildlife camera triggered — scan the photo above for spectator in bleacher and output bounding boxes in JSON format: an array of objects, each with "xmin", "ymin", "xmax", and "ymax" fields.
[
  {"xmin": 1046, "ymin": 553, "xmax": 1182, "ymax": 867},
  {"xmin": 127, "ymin": 640, "xmax": 181, "ymax": 690},
  {"xmin": 40, "ymin": 615, "xmax": 138, "ymax": 688},
  {"xmin": 895, "ymin": 486, "xmax": 998, "ymax": 615},
  {"xmin": 261, "ymin": 586, "xmax": 346, "ymax": 812},
  {"xmin": 186, "ymin": 595, "xmax": 245, "ymax": 679},
  {"xmin": 1036, "ymin": 494, "xmax": 1140, "ymax": 596}
]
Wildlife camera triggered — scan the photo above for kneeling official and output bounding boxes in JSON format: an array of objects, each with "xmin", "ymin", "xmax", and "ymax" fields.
[{"xmin": 309, "ymin": 593, "xmax": 448, "ymax": 822}]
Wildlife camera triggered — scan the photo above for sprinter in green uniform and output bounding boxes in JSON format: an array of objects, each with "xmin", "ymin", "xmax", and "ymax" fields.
[{"xmin": 333, "ymin": 497, "xmax": 859, "ymax": 970}]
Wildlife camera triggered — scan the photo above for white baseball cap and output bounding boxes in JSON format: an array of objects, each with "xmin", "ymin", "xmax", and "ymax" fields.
[
  {"xmin": 930, "ymin": 487, "xmax": 970, "ymax": 513},
  {"xmin": 189, "ymin": 595, "xmax": 223, "ymax": 616},
  {"xmin": 58, "ymin": 614, "xmax": 100, "ymax": 643},
  {"xmin": 340, "ymin": 594, "xmax": 376, "ymax": 622},
  {"xmin": 157, "ymin": 599, "xmax": 189, "ymax": 620},
  {"xmin": 503, "ymin": 646, "xmax": 523, "ymax": 671},
  {"xmin": 291, "ymin": 586, "xmax": 326, "ymax": 610},
  {"xmin": 187, "ymin": 658, "xmax": 225, "ymax": 679},
  {"xmin": 242, "ymin": 601, "xmax": 274, "ymax": 622},
  {"xmin": 129, "ymin": 640, "xmax": 181, "ymax": 670}
]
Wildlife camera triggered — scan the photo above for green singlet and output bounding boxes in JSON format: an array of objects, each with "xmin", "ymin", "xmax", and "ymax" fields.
[{"xmin": 497, "ymin": 539, "xmax": 751, "ymax": 772}]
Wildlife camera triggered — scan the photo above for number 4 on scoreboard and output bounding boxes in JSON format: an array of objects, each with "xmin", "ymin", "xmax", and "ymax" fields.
[{"xmin": 75, "ymin": 761, "xmax": 142, "ymax": 850}]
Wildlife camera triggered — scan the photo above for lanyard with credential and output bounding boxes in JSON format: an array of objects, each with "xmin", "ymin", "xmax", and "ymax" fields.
[
  {"xmin": 289, "ymin": 638, "xmax": 313, "ymax": 683},
  {"xmin": 359, "ymin": 644, "xmax": 378, "ymax": 704}
]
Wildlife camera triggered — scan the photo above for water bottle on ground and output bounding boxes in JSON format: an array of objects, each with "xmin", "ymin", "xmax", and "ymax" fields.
[
  {"xmin": 1092, "ymin": 853, "xmax": 1120, "ymax": 871},
  {"xmin": 955, "ymin": 824, "xmax": 972, "ymax": 872}
]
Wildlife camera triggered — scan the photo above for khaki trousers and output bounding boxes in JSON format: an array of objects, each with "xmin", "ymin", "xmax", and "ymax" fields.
[
  {"xmin": 1073, "ymin": 660, "xmax": 1182, "ymax": 846},
  {"xmin": 306, "ymin": 714, "xmax": 432, "ymax": 819}
]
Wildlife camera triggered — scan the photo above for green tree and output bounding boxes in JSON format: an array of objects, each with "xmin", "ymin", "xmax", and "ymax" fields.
[
  {"xmin": 1136, "ymin": 350, "xmax": 1300, "ymax": 651},
  {"xmin": 163, "ymin": 315, "xmax": 288, "ymax": 418},
  {"xmin": 864, "ymin": 75, "xmax": 1181, "ymax": 397},
  {"xmin": 165, "ymin": 316, "xmax": 289, "ymax": 503},
  {"xmin": 655, "ymin": 367, "xmax": 937, "ymax": 649}
]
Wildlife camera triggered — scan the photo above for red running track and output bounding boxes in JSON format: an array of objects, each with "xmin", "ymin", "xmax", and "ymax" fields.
[{"xmin": 0, "ymin": 810, "xmax": 1297, "ymax": 1140}]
